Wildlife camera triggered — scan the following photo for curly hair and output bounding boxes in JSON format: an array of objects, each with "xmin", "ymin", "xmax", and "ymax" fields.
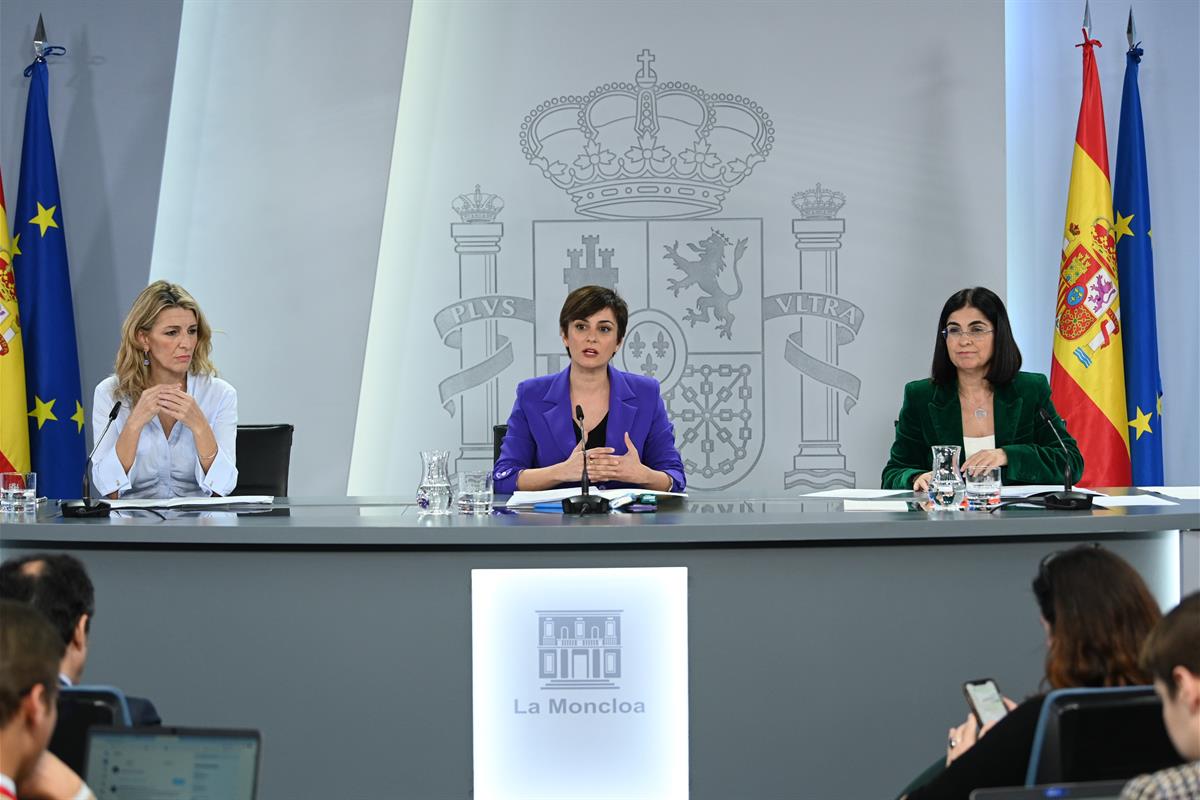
[
  {"xmin": 114, "ymin": 281, "xmax": 217, "ymax": 403},
  {"xmin": 1032, "ymin": 545, "xmax": 1161, "ymax": 689}
]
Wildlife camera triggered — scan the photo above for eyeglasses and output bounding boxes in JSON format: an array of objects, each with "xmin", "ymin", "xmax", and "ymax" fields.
[{"xmin": 942, "ymin": 326, "xmax": 994, "ymax": 342}]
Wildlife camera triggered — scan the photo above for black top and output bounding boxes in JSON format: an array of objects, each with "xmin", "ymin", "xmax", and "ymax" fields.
[
  {"xmin": 572, "ymin": 412, "xmax": 608, "ymax": 450},
  {"xmin": 907, "ymin": 695, "xmax": 1046, "ymax": 800}
]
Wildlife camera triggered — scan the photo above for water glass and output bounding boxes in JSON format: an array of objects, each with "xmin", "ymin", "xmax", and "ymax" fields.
[
  {"xmin": 0, "ymin": 472, "xmax": 37, "ymax": 514},
  {"xmin": 416, "ymin": 449, "xmax": 452, "ymax": 515},
  {"xmin": 456, "ymin": 470, "xmax": 493, "ymax": 515},
  {"xmin": 965, "ymin": 466, "xmax": 1003, "ymax": 511}
]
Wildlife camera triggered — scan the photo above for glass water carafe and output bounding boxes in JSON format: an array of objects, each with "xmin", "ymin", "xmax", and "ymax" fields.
[
  {"xmin": 416, "ymin": 449, "xmax": 452, "ymax": 515},
  {"xmin": 929, "ymin": 445, "xmax": 965, "ymax": 509}
]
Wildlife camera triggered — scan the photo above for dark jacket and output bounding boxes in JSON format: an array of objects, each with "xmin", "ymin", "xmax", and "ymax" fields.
[{"xmin": 881, "ymin": 372, "xmax": 1084, "ymax": 490}]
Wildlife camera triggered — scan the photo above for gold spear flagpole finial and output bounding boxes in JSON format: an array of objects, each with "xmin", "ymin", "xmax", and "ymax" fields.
[{"xmin": 33, "ymin": 14, "xmax": 47, "ymax": 59}]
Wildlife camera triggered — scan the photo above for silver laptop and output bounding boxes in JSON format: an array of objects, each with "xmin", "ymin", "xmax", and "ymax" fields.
[
  {"xmin": 84, "ymin": 726, "xmax": 260, "ymax": 800},
  {"xmin": 970, "ymin": 781, "xmax": 1128, "ymax": 800}
]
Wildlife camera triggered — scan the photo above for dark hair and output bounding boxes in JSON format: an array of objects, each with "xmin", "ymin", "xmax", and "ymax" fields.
[
  {"xmin": 1139, "ymin": 592, "xmax": 1200, "ymax": 699},
  {"xmin": 0, "ymin": 553, "xmax": 95, "ymax": 646},
  {"xmin": 1031, "ymin": 545, "xmax": 1161, "ymax": 690},
  {"xmin": 0, "ymin": 599, "xmax": 64, "ymax": 725},
  {"xmin": 558, "ymin": 285, "xmax": 629, "ymax": 343},
  {"xmin": 930, "ymin": 287, "xmax": 1022, "ymax": 386}
]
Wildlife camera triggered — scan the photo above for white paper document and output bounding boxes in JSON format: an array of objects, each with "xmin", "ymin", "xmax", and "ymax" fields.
[
  {"xmin": 842, "ymin": 500, "xmax": 911, "ymax": 512},
  {"xmin": 1092, "ymin": 495, "xmax": 1178, "ymax": 508},
  {"xmin": 802, "ymin": 488, "xmax": 910, "ymax": 499},
  {"xmin": 1139, "ymin": 486, "xmax": 1200, "ymax": 501},
  {"xmin": 999, "ymin": 485, "xmax": 1106, "ymax": 498},
  {"xmin": 506, "ymin": 488, "xmax": 686, "ymax": 508},
  {"xmin": 102, "ymin": 495, "xmax": 274, "ymax": 509}
]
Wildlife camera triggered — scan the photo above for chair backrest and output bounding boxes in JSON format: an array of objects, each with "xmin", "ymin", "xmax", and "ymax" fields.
[
  {"xmin": 234, "ymin": 424, "xmax": 294, "ymax": 497},
  {"xmin": 1026, "ymin": 686, "xmax": 1183, "ymax": 785},
  {"xmin": 49, "ymin": 685, "xmax": 133, "ymax": 774},
  {"xmin": 493, "ymin": 424, "xmax": 508, "ymax": 465}
]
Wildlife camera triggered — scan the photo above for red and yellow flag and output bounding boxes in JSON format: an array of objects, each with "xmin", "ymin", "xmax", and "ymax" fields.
[
  {"xmin": 0, "ymin": 167, "xmax": 31, "ymax": 473},
  {"xmin": 1051, "ymin": 31, "xmax": 1131, "ymax": 487}
]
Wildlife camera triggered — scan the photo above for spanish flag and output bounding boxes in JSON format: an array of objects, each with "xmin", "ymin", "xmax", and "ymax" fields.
[
  {"xmin": 1051, "ymin": 28, "xmax": 1132, "ymax": 487},
  {"xmin": 0, "ymin": 168, "xmax": 31, "ymax": 473}
]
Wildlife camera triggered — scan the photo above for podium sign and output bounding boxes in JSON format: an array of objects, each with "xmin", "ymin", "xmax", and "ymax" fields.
[{"xmin": 471, "ymin": 567, "xmax": 689, "ymax": 800}]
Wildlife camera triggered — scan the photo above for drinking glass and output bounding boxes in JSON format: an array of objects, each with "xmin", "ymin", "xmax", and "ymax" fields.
[
  {"xmin": 456, "ymin": 470, "xmax": 493, "ymax": 515},
  {"xmin": 416, "ymin": 450, "xmax": 451, "ymax": 515},
  {"xmin": 0, "ymin": 472, "xmax": 37, "ymax": 514},
  {"xmin": 965, "ymin": 466, "xmax": 1002, "ymax": 511}
]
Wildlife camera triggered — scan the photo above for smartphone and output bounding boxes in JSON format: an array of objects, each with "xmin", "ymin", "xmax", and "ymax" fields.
[{"xmin": 962, "ymin": 678, "xmax": 1008, "ymax": 727}]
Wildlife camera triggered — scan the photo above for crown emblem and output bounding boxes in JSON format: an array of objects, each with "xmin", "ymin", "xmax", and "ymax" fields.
[
  {"xmin": 520, "ymin": 49, "xmax": 774, "ymax": 219},
  {"xmin": 452, "ymin": 184, "xmax": 505, "ymax": 223},
  {"xmin": 792, "ymin": 183, "xmax": 846, "ymax": 220}
]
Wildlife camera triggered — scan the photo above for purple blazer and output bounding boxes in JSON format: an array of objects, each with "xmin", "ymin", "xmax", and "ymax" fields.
[{"xmin": 493, "ymin": 365, "xmax": 686, "ymax": 495}]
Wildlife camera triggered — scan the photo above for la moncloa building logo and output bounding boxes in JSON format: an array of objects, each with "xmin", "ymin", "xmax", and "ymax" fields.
[{"xmin": 537, "ymin": 610, "xmax": 622, "ymax": 690}]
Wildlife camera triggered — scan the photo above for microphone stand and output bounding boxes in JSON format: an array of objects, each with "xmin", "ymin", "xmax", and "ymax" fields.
[
  {"xmin": 562, "ymin": 404, "xmax": 610, "ymax": 515},
  {"xmin": 62, "ymin": 401, "xmax": 122, "ymax": 518},
  {"xmin": 1036, "ymin": 408, "xmax": 1092, "ymax": 510}
]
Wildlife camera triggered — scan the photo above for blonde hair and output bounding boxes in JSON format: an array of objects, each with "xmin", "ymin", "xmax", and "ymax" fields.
[{"xmin": 114, "ymin": 281, "xmax": 217, "ymax": 403}]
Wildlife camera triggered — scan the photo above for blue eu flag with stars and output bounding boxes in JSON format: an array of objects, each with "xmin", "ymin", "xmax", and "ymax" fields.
[
  {"xmin": 1113, "ymin": 45, "xmax": 1164, "ymax": 485},
  {"xmin": 11, "ymin": 57, "xmax": 86, "ymax": 499}
]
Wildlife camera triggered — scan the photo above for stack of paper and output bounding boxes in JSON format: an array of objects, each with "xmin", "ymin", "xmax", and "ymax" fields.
[
  {"xmin": 101, "ymin": 495, "xmax": 274, "ymax": 509},
  {"xmin": 506, "ymin": 488, "xmax": 685, "ymax": 508}
]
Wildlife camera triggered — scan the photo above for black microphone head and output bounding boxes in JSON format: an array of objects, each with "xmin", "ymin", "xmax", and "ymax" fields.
[
  {"xmin": 109, "ymin": 400, "xmax": 122, "ymax": 420},
  {"xmin": 1038, "ymin": 407, "xmax": 1051, "ymax": 422},
  {"xmin": 575, "ymin": 404, "xmax": 584, "ymax": 422}
]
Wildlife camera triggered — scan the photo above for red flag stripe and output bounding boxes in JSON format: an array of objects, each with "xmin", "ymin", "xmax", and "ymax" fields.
[
  {"xmin": 1051, "ymin": 358, "xmax": 1131, "ymax": 487},
  {"xmin": 1075, "ymin": 39, "xmax": 1110, "ymax": 179}
]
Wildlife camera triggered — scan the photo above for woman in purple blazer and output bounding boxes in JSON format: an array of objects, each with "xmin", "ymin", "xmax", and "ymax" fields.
[{"xmin": 493, "ymin": 286, "xmax": 686, "ymax": 495}]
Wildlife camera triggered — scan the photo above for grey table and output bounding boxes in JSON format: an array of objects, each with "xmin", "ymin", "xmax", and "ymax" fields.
[{"xmin": 2, "ymin": 493, "xmax": 1197, "ymax": 800}]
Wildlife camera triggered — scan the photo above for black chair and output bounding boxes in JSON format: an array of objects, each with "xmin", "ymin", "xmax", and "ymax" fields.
[
  {"xmin": 493, "ymin": 424, "xmax": 508, "ymax": 464},
  {"xmin": 1026, "ymin": 686, "xmax": 1183, "ymax": 785},
  {"xmin": 233, "ymin": 424, "xmax": 294, "ymax": 497},
  {"xmin": 49, "ymin": 686, "xmax": 133, "ymax": 774}
]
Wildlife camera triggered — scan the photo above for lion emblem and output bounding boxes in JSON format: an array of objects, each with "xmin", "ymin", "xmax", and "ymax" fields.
[{"xmin": 663, "ymin": 229, "xmax": 749, "ymax": 340}]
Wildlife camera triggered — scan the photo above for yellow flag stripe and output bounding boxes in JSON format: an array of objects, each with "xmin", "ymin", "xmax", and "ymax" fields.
[{"xmin": 1053, "ymin": 142, "xmax": 1130, "ymax": 450}]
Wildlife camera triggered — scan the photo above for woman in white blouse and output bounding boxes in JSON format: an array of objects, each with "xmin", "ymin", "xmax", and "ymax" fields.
[{"xmin": 91, "ymin": 281, "xmax": 237, "ymax": 498}]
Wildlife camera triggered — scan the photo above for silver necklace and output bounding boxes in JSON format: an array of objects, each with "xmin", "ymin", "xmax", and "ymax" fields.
[{"xmin": 959, "ymin": 391, "xmax": 990, "ymax": 419}]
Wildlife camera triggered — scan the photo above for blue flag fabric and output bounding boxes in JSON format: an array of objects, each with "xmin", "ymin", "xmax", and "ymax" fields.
[
  {"xmin": 1113, "ymin": 46, "xmax": 1164, "ymax": 485},
  {"xmin": 11, "ymin": 58, "xmax": 86, "ymax": 499}
]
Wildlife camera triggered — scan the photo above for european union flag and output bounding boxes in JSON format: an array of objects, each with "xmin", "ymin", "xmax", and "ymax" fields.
[
  {"xmin": 1114, "ymin": 44, "xmax": 1164, "ymax": 485},
  {"xmin": 11, "ymin": 57, "xmax": 86, "ymax": 499}
]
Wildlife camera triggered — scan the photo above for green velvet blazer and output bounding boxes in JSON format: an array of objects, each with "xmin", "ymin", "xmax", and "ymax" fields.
[{"xmin": 881, "ymin": 371, "xmax": 1084, "ymax": 490}]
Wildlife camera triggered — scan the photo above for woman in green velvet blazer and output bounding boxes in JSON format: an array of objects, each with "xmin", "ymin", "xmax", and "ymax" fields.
[{"xmin": 882, "ymin": 288, "xmax": 1083, "ymax": 491}]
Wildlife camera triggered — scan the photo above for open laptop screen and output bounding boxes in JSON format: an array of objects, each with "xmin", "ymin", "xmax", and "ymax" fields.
[
  {"xmin": 84, "ymin": 726, "xmax": 260, "ymax": 800},
  {"xmin": 970, "ymin": 780, "xmax": 1128, "ymax": 800}
]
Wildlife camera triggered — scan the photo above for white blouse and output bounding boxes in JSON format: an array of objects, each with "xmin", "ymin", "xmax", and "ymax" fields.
[
  {"xmin": 91, "ymin": 374, "xmax": 238, "ymax": 499},
  {"xmin": 963, "ymin": 434, "xmax": 996, "ymax": 460}
]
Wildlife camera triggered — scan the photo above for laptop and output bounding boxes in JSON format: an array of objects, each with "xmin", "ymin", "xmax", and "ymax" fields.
[
  {"xmin": 84, "ymin": 726, "xmax": 260, "ymax": 800},
  {"xmin": 970, "ymin": 780, "xmax": 1128, "ymax": 800}
]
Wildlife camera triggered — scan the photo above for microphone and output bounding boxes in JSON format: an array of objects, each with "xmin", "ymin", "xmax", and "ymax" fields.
[
  {"xmin": 561, "ymin": 404, "xmax": 610, "ymax": 515},
  {"xmin": 62, "ymin": 400, "xmax": 121, "ymax": 518},
  {"xmin": 1036, "ymin": 407, "xmax": 1093, "ymax": 511}
]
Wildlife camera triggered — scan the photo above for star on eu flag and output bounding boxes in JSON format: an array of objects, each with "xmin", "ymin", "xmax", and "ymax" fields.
[
  {"xmin": 10, "ymin": 233, "xmax": 20, "ymax": 257},
  {"xmin": 28, "ymin": 396, "xmax": 57, "ymax": 429},
  {"xmin": 71, "ymin": 400, "xmax": 86, "ymax": 433},
  {"xmin": 1114, "ymin": 211, "xmax": 1134, "ymax": 243},
  {"xmin": 29, "ymin": 203, "xmax": 60, "ymax": 237},
  {"xmin": 1128, "ymin": 407, "xmax": 1153, "ymax": 440}
]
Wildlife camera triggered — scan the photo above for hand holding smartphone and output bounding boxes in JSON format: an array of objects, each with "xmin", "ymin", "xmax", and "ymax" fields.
[{"xmin": 962, "ymin": 678, "xmax": 1009, "ymax": 727}]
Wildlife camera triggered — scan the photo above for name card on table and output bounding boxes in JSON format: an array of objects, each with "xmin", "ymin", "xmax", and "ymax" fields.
[{"xmin": 471, "ymin": 567, "xmax": 689, "ymax": 800}]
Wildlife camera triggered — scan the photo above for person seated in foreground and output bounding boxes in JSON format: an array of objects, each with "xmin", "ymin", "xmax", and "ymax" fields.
[
  {"xmin": 0, "ymin": 554, "xmax": 160, "ymax": 726},
  {"xmin": 91, "ymin": 280, "xmax": 238, "ymax": 499},
  {"xmin": 0, "ymin": 600, "xmax": 94, "ymax": 800},
  {"xmin": 902, "ymin": 545, "xmax": 1161, "ymax": 800},
  {"xmin": 882, "ymin": 287, "xmax": 1083, "ymax": 492},
  {"xmin": 493, "ymin": 285, "xmax": 685, "ymax": 494},
  {"xmin": 1120, "ymin": 592, "xmax": 1200, "ymax": 800}
]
